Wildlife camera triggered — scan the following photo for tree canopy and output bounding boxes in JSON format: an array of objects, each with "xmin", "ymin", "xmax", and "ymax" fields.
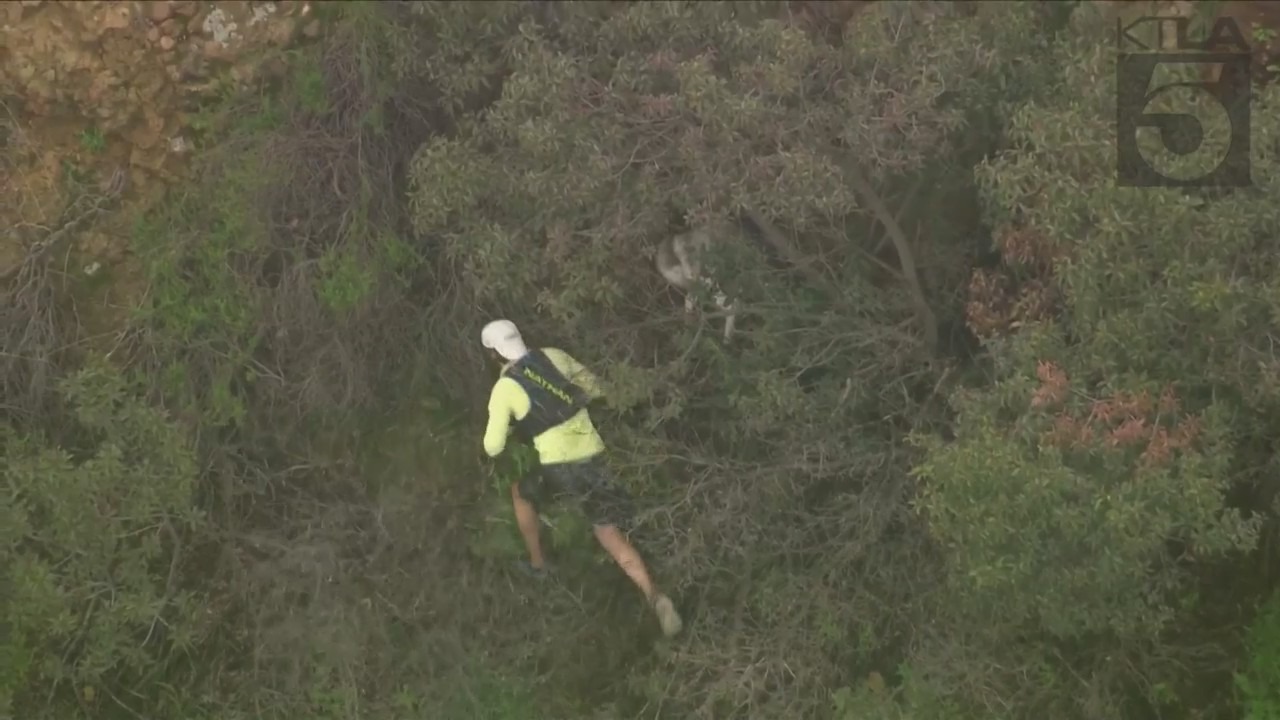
[{"xmin": 3, "ymin": 2, "xmax": 1279, "ymax": 720}]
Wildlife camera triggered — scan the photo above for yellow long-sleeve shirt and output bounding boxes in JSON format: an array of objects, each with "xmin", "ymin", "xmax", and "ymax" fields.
[{"xmin": 483, "ymin": 347, "xmax": 606, "ymax": 464}]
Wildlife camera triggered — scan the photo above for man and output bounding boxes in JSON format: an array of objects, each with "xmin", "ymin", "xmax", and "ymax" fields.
[{"xmin": 480, "ymin": 319, "xmax": 683, "ymax": 638}]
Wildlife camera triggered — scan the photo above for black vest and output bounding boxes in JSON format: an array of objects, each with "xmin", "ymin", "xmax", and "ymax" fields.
[{"xmin": 505, "ymin": 350, "xmax": 590, "ymax": 442}]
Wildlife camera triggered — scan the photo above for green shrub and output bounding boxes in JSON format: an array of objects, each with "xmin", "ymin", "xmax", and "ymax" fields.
[
  {"xmin": 1239, "ymin": 593, "xmax": 1280, "ymax": 720},
  {"xmin": 1, "ymin": 358, "xmax": 203, "ymax": 719}
]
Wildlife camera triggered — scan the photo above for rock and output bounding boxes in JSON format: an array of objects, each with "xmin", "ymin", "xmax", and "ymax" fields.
[
  {"xmin": 129, "ymin": 144, "xmax": 167, "ymax": 172},
  {"xmin": 268, "ymin": 17, "xmax": 296, "ymax": 45},
  {"xmin": 149, "ymin": 1, "xmax": 172, "ymax": 23},
  {"xmin": 0, "ymin": 0, "xmax": 332, "ymax": 300},
  {"xmin": 101, "ymin": 5, "xmax": 131, "ymax": 31},
  {"xmin": 200, "ymin": 8, "xmax": 238, "ymax": 44},
  {"xmin": 86, "ymin": 229, "xmax": 119, "ymax": 258},
  {"xmin": 176, "ymin": 53, "xmax": 207, "ymax": 80},
  {"xmin": 222, "ymin": 1, "xmax": 253, "ymax": 17},
  {"xmin": 250, "ymin": 3, "xmax": 278, "ymax": 27},
  {"xmin": 127, "ymin": 122, "xmax": 161, "ymax": 150},
  {"xmin": 205, "ymin": 39, "xmax": 241, "ymax": 62}
]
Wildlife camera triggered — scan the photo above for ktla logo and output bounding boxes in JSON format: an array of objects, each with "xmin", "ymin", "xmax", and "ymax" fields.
[{"xmin": 1115, "ymin": 14, "xmax": 1252, "ymax": 187}]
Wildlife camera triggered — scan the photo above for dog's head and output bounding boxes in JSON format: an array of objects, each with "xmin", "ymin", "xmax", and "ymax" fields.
[{"xmin": 655, "ymin": 234, "xmax": 695, "ymax": 289}]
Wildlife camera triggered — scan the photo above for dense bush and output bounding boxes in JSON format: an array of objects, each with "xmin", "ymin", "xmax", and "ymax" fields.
[
  {"xmin": 1239, "ymin": 592, "xmax": 1280, "ymax": 720},
  {"xmin": 406, "ymin": 3, "xmax": 1065, "ymax": 716},
  {"xmin": 911, "ymin": 5, "xmax": 1280, "ymax": 716},
  {"xmin": 2, "ymin": 360, "xmax": 202, "ymax": 718},
  {"xmin": 3, "ymin": 3, "xmax": 1279, "ymax": 720}
]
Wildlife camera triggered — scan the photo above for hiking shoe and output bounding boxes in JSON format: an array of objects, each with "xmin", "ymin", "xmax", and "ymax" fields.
[
  {"xmin": 652, "ymin": 593, "xmax": 683, "ymax": 637},
  {"xmin": 514, "ymin": 559, "xmax": 550, "ymax": 580}
]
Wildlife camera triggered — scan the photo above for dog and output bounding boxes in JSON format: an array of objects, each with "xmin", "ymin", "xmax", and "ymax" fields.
[{"xmin": 655, "ymin": 224, "xmax": 737, "ymax": 341}]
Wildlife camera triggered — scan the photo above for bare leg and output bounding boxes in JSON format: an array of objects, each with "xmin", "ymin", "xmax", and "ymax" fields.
[
  {"xmin": 715, "ymin": 293, "xmax": 736, "ymax": 341},
  {"xmin": 593, "ymin": 524, "xmax": 656, "ymax": 600},
  {"xmin": 511, "ymin": 482, "xmax": 546, "ymax": 569},
  {"xmin": 593, "ymin": 524, "xmax": 684, "ymax": 636}
]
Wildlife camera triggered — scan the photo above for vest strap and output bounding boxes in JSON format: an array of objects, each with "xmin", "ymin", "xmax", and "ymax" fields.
[{"xmin": 505, "ymin": 350, "xmax": 588, "ymax": 441}]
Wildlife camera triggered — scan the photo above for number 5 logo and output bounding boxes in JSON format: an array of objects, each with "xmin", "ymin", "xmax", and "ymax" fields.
[{"xmin": 1116, "ymin": 52, "xmax": 1251, "ymax": 188}]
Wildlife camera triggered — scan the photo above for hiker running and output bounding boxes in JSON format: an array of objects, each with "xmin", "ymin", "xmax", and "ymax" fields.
[{"xmin": 480, "ymin": 319, "xmax": 683, "ymax": 638}]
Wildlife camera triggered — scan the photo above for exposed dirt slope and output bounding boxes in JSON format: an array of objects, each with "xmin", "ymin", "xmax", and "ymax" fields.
[{"xmin": 1, "ymin": 0, "xmax": 317, "ymax": 337}]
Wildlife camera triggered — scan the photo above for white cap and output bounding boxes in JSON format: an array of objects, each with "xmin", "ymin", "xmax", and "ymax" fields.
[{"xmin": 481, "ymin": 319, "xmax": 529, "ymax": 361}]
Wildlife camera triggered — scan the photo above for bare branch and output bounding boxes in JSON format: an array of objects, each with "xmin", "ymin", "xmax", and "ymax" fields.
[{"xmin": 844, "ymin": 162, "xmax": 939, "ymax": 353}]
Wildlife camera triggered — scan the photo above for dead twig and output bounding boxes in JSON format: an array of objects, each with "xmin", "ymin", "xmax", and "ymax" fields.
[
  {"xmin": 843, "ymin": 162, "xmax": 939, "ymax": 354},
  {"xmin": 2, "ymin": 168, "xmax": 124, "ymax": 284},
  {"xmin": 742, "ymin": 207, "xmax": 840, "ymax": 298}
]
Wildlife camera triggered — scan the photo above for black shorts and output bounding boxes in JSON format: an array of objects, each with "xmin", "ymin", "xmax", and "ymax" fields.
[{"xmin": 516, "ymin": 455, "xmax": 635, "ymax": 529}]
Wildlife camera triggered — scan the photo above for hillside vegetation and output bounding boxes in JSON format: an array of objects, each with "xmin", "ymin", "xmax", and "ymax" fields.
[{"xmin": 3, "ymin": 2, "xmax": 1279, "ymax": 719}]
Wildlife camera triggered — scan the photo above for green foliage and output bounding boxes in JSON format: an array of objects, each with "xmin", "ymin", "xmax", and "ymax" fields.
[
  {"xmin": 130, "ymin": 156, "xmax": 263, "ymax": 429},
  {"xmin": 18, "ymin": 4, "xmax": 1279, "ymax": 720},
  {"xmin": 470, "ymin": 442, "xmax": 545, "ymax": 562},
  {"xmin": 404, "ymin": 2, "xmax": 530, "ymax": 118},
  {"xmin": 472, "ymin": 442, "xmax": 591, "ymax": 563},
  {"xmin": 128, "ymin": 7, "xmax": 426, "ymax": 435},
  {"xmin": 403, "ymin": 4, "xmax": 1067, "ymax": 718},
  {"xmin": 433, "ymin": 663, "xmax": 546, "ymax": 720},
  {"xmin": 409, "ymin": 2, "xmax": 1015, "ymax": 297},
  {"xmin": 376, "ymin": 230, "xmax": 425, "ymax": 285},
  {"xmin": 59, "ymin": 158, "xmax": 90, "ymax": 188},
  {"xmin": 406, "ymin": 0, "xmax": 1045, "ymax": 421},
  {"xmin": 1239, "ymin": 593, "xmax": 1280, "ymax": 720},
  {"xmin": 317, "ymin": 243, "xmax": 376, "ymax": 313},
  {"xmin": 292, "ymin": 49, "xmax": 331, "ymax": 114},
  {"xmin": 913, "ymin": 343, "xmax": 1256, "ymax": 639},
  {"xmin": 1, "ymin": 359, "xmax": 202, "ymax": 719},
  {"xmin": 833, "ymin": 664, "xmax": 971, "ymax": 720},
  {"xmin": 77, "ymin": 126, "xmax": 106, "ymax": 154},
  {"xmin": 910, "ymin": 3, "xmax": 1280, "ymax": 714}
]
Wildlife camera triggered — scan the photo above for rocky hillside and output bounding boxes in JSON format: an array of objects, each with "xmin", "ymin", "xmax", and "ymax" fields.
[{"xmin": 1, "ymin": 0, "xmax": 318, "ymax": 333}]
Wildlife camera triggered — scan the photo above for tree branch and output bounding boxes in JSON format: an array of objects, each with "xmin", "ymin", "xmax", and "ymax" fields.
[
  {"xmin": 843, "ymin": 164, "xmax": 939, "ymax": 354},
  {"xmin": 741, "ymin": 207, "xmax": 840, "ymax": 299}
]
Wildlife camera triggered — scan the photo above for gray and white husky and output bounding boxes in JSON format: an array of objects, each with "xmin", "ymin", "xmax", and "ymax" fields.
[{"xmin": 655, "ymin": 224, "xmax": 737, "ymax": 341}]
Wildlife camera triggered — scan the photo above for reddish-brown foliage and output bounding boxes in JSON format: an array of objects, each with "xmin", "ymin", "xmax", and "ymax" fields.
[
  {"xmin": 998, "ymin": 224, "xmax": 1062, "ymax": 271},
  {"xmin": 965, "ymin": 268, "xmax": 1014, "ymax": 340},
  {"xmin": 1032, "ymin": 360, "xmax": 1069, "ymax": 409},
  {"xmin": 1035, "ymin": 378, "xmax": 1201, "ymax": 470},
  {"xmin": 965, "ymin": 224, "xmax": 1063, "ymax": 340}
]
